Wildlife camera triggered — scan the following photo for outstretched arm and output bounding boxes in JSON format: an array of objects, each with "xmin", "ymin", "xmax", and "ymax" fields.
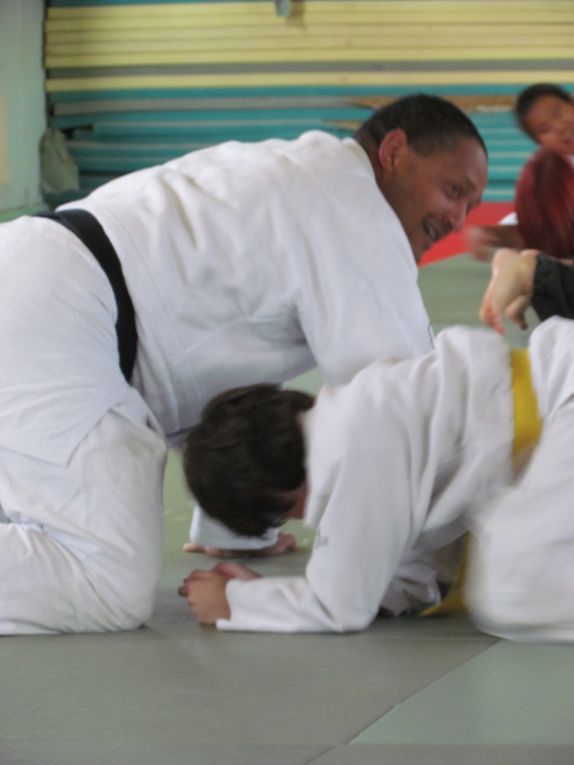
[
  {"xmin": 479, "ymin": 248, "xmax": 537, "ymax": 334},
  {"xmin": 480, "ymin": 248, "xmax": 574, "ymax": 333}
]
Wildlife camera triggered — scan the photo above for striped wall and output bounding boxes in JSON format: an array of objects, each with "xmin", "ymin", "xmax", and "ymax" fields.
[{"xmin": 44, "ymin": 0, "xmax": 574, "ymax": 205}]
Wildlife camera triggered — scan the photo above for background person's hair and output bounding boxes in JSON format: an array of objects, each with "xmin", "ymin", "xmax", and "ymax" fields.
[
  {"xmin": 183, "ymin": 384, "xmax": 313, "ymax": 538},
  {"xmin": 515, "ymin": 149, "xmax": 574, "ymax": 261},
  {"xmin": 514, "ymin": 83, "xmax": 574, "ymax": 140},
  {"xmin": 354, "ymin": 93, "xmax": 487, "ymax": 157}
]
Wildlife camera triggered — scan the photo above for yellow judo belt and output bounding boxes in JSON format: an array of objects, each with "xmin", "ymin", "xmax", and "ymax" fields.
[{"xmin": 422, "ymin": 348, "xmax": 542, "ymax": 616}]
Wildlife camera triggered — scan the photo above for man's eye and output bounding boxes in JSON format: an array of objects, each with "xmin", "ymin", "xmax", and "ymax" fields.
[{"xmin": 449, "ymin": 185, "xmax": 462, "ymax": 199}]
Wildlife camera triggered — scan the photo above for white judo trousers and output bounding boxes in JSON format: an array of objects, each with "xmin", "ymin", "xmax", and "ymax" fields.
[
  {"xmin": 0, "ymin": 132, "xmax": 432, "ymax": 634},
  {"xmin": 218, "ymin": 320, "xmax": 574, "ymax": 635},
  {"xmin": 0, "ymin": 219, "xmax": 166, "ymax": 634}
]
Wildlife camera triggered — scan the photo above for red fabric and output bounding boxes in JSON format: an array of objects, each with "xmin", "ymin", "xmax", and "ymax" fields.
[
  {"xmin": 419, "ymin": 202, "xmax": 514, "ymax": 266},
  {"xmin": 515, "ymin": 149, "xmax": 574, "ymax": 261}
]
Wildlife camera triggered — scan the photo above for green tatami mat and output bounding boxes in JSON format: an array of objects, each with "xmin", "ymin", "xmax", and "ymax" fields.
[
  {"xmin": 311, "ymin": 743, "xmax": 574, "ymax": 765},
  {"xmin": 352, "ymin": 641, "xmax": 574, "ymax": 746}
]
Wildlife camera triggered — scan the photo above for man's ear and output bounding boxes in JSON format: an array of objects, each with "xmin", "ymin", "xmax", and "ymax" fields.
[{"xmin": 377, "ymin": 128, "xmax": 409, "ymax": 174}]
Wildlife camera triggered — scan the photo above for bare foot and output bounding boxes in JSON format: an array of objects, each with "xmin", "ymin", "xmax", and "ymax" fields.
[{"xmin": 182, "ymin": 532, "xmax": 297, "ymax": 558}]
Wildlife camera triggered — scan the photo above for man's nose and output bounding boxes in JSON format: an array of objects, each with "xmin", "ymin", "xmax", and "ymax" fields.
[{"xmin": 447, "ymin": 201, "xmax": 468, "ymax": 232}]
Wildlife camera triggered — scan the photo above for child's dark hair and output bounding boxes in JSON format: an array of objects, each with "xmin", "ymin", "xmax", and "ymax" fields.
[
  {"xmin": 183, "ymin": 384, "xmax": 313, "ymax": 538},
  {"xmin": 514, "ymin": 83, "xmax": 574, "ymax": 139},
  {"xmin": 355, "ymin": 93, "xmax": 487, "ymax": 157}
]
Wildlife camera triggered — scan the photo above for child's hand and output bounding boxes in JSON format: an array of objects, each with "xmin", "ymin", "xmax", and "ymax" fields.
[
  {"xmin": 479, "ymin": 248, "xmax": 537, "ymax": 334},
  {"xmin": 178, "ymin": 569, "xmax": 231, "ymax": 624},
  {"xmin": 178, "ymin": 563, "xmax": 260, "ymax": 624}
]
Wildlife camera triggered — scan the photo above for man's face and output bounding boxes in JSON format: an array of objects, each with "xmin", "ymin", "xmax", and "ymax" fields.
[
  {"xmin": 378, "ymin": 132, "xmax": 488, "ymax": 262},
  {"xmin": 524, "ymin": 95, "xmax": 574, "ymax": 155}
]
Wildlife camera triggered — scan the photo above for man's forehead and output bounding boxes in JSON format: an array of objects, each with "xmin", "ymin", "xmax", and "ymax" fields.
[{"xmin": 434, "ymin": 141, "xmax": 487, "ymax": 181}]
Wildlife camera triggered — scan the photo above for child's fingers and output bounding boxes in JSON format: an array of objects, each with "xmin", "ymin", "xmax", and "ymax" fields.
[
  {"xmin": 177, "ymin": 568, "xmax": 215, "ymax": 595},
  {"xmin": 479, "ymin": 294, "xmax": 505, "ymax": 335},
  {"xmin": 505, "ymin": 296, "xmax": 530, "ymax": 330}
]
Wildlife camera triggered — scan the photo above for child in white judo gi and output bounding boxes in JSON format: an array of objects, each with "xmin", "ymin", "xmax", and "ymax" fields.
[
  {"xmin": 0, "ymin": 94, "xmax": 488, "ymax": 634},
  {"xmin": 179, "ymin": 317, "xmax": 573, "ymax": 641}
]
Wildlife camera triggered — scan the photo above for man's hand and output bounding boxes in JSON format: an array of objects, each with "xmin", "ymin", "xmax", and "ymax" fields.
[
  {"xmin": 479, "ymin": 248, "xmax": 537, "ymax": 334},
  {"xmin": 178, "ymin": 563, "xmax": 260, "ymax": 625}
]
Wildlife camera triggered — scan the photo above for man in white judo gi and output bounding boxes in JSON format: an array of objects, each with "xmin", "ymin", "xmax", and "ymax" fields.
[
  {"xmin": 179, "ymin": 318, "xmax": 573, "ymax": 641},
  {"xmin": 0, "ymin": 94, "xmax": 487, "ymax": 634}
]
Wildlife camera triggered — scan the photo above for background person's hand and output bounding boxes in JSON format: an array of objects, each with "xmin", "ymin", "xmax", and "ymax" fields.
[
  {"xmin": 466, "ymin": 225, "xmax": 503, "ymax": 262},
  {"xmin": 466, "ymin": 224, "xmax": 524, "ymax": 262}
]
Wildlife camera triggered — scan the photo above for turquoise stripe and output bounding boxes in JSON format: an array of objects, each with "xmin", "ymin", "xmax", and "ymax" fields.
[
  {"xmin": 46, "ymin": 84, "xmax": 544, "ymax": 104},
  {"xmin": 68, "ymin": 141, "xmax": 206, "ymax": 155},
  {"xmin": 50, "ymin": 109, "xmax": 528, "ymax": 130},
  {"xmin": 49, "ymin": 106, "xmax": 373, "ymax": 129},
  {"xmin": 93, "ymin": 121, "xmax": 353, "ymax": 138}
]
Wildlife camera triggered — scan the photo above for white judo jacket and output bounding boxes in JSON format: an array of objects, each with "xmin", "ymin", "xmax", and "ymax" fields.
[
  {"xmin": 220, "ymin": 318, "xmax": 574, "ymax": 637},
  {"xmin": 62, "ymin": 130, "xmax": 433, "ymax": 447},
  {"xmin": 0, "ymin": 132, "xmax": 432, "ymax": 467}
]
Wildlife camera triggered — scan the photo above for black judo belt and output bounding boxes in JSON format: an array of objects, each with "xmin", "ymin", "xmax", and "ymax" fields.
[{"xmin": 36, "ymin": 209, "xmax": 137, "ymax": 382}]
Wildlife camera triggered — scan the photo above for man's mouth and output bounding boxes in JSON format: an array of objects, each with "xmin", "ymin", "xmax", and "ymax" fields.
[{"xmin": 423, "ymin": 221, "xmax": 445, "ymax": 245}]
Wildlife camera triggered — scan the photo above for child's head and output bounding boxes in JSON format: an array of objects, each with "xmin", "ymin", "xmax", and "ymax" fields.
[
  {"xmin": 515, "ymin": 83, "xmax": 574, "ymax": 155},
  {"xmin": 183, "ymin": 384, "xmax": 314, "ymax": 538},
  {"xmin": 515, "ymin": 148, "xmax": 574, "ymax": 260}
]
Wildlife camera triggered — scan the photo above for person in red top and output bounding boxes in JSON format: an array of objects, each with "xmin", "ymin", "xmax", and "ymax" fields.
[
  {"xmin": 480, "ymin": 148, "xmax": 574, "ymax": 334},
  {"xmin": 467, "ymin": 83, "xmax": 574, "ymax": 261}
]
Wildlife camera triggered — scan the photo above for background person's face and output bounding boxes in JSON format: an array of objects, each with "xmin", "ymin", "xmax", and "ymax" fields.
[
  {"xmin": 381, "ymin": 137, "xmax": 488, "ymax": 262},
  {"xmin": 525, "ymin": 95, "xmax": 574, "ymax": 156}
]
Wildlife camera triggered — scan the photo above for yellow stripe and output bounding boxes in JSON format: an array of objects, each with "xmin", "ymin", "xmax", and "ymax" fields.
[
  {"xmin": 44, "ymin": 1, "xmax": 574, "ymax": 21},
  {"xmin": 45, "ymin": 46, "xmax": 574, "ymax": 68},
  {"xmin": 45, "ymin": 71, "xmax": 574, "ymax": 93},
  {"xmin": 422, "ymin": 349, "xmax": 541, "ymax": 617},
  {"xmin": 46, "ymin": 42, "xmax": 574, "ymax": 57},
  {"xmin": 44, "ymin": 6, "xmax": 574, "ymax": 34},
  {"xmin": 45, "ymin": 25, "xmax": 574, "ymax": 41}
]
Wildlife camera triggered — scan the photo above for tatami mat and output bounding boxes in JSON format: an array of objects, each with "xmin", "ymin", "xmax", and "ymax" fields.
[
  {"xmin": 310, "ymin": 744, "xmax": 574, "ymax": 765},
  {"xmin": 353, "ymin": 642, "xmax": 574, "ymax": 746}
]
